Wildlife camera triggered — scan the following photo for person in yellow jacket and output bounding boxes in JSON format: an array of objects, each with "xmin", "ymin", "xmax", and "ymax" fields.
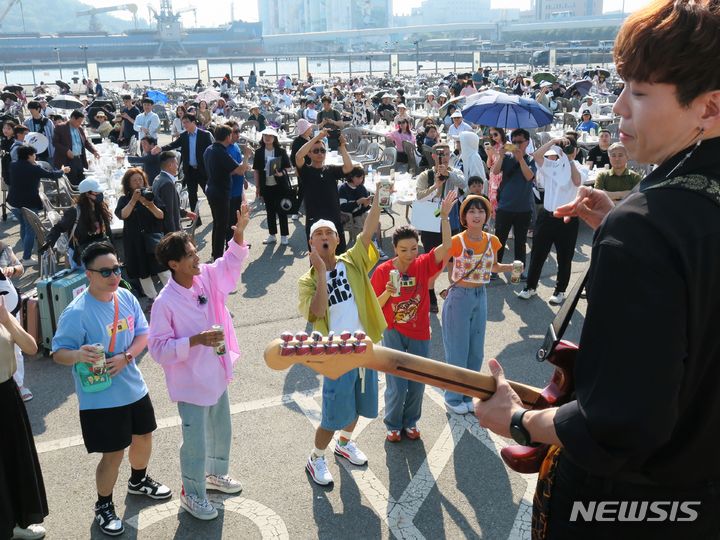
[{"xmin": 298, "ymin": 193, "xmax": 386, "ymax": 486}]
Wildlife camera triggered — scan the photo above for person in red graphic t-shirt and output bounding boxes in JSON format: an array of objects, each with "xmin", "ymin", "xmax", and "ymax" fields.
[{"xmin": 370, "ymin": 190, "xmax": 457, "ymax": 443}]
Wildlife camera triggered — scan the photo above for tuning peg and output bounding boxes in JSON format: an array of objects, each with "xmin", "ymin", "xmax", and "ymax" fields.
[
  {"xmin": 310, "ymin": 331, "xmax": 323, "ymax": 343},
  {"xmin": 280, "ymin": 332, "xmax": 296, "ymax": 356},
  {"xmin": 295, "ymin": 332, "xmax": 309, "ymax": 343},
  {"xmin": 326, "ymin": 331, "xmax": 335, "ymax": 342},
  {"xmin": 353, "ymin": 330, "xmax": 366, "ymax": 341},
  {"xmin": 339, "ymin": 330, "xmax": 352, "ymax": 342},
  {"xmin": 296, "ymin": 344, "xmax": 311, "ymax": 356},
  {"xmin": 325, "ymin": 343, "xmax": 340, "ymax": 354},
  {"xmin": 353, "ymin": 341, "xmax": 368, "ymax": 354},
  {"xmin": 339, "ymin": 342, "xmax": 354, "ymax": 354},
  {"xmin": 309, "ymin": 332, "xmax": 325, "ymax": 355}
]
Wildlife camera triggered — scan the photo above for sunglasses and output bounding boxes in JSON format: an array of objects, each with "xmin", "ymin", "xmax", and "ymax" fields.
[
  {"xmin": 232, "ymin": 130, "xmax": 241, "ymax": 134},
  {"xmin": 88, "ymin": 265, "xmax": 123, "ymax": 278},
  {"xmin": 511, "ymin": 139, "xmax": 526, "ymax": 144},
  {"xmin": 311, "ymin": 148, "xmax": 327, "ymax": 154}
]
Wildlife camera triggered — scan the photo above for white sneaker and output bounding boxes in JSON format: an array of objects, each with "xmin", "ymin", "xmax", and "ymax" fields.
[
  {"xmin": 445, "ymin": 401, "xmax": 469, "ymax": 415},
  {"xmin": 291, "ymin": 214, "xmax": 300, "ymax": 221},
  {"xmin": 206, "ymin": 473, "xmax": 243, "ymax": 494},
  {"xmin": 549, "ymin": 292, "xmax": 567, "ymax": 306},
  {"xmin": 280, "ymin": 235, "xmax": 289, "ymax": 245},
  {"xmin": 21, "ymin": 257, "xmax": 38, "ymax": 267},
  {"xmin": 262, "ymin": 235, "xmax": 277, "ymax": 244},
  {"xmin": 516, "ymin": 288, "xmax": 537, "ymax": 300},
  {"xmin": 180, "ymin": 490, "xmax": 218, "ymax": 520},
  {"xmin": 12, "ymin": 524, "xmax": 46, "ymax": 540},
  {"xmin": 306, "ymin": 453, "xmax": 333, "ymax": 485},
  {"xmin": 334, "ymin": 440, "xmax": 368, "ymax": 466},
  {"xmin": 465, "ymin": 401, "xmax": 476, "ymax": 415}
]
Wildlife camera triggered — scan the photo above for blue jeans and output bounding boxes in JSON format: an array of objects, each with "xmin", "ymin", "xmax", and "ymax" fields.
[
  {"xmin": 177, "ymin": 390, "xmax": 231, "ymax": 499},
  {"xmin": 11, "ymin": 207, "xmax": 39, "ymax": 260},
  {"xmin": 382, "ymin": 328, "xmax": 429, "ymax": 431},
  {"xmin": 441, "ymin": 286, "xmax": 487, "ymax": 407}
]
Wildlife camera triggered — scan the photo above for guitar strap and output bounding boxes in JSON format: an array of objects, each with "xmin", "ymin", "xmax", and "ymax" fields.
[{"xmin": 536, "ymin": 173, "xmax": 719, "ymax": 362}]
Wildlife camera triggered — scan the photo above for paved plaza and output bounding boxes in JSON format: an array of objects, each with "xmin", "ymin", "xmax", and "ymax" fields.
[{"xmin": 4, "ymin": 185, "xmax": 591, "ymax": 539}]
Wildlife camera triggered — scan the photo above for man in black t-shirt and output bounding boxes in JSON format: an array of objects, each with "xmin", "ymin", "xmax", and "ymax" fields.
[
  {"xmin": 316, "ymin": 96, "xmax": 344, "ymax": 151},
  {"xmin": 586, "ymin": 129, "xmax": 612, "ymax": 169},
  {"xmin": 295, "ymin": 129, "xmax": 354, "ymax": 254}
]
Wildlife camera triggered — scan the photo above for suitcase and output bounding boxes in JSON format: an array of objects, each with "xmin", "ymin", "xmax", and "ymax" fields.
[
  {"xmin": 37, "ymin": 269, "xmax": 89, "ymax": 352},
  {"xmin": 20, "ymin": 291, "xmax": 41, "ymax": 348}
]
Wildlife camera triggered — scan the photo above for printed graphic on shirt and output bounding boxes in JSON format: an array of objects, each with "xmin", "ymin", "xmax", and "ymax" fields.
[
  {"xmin": 105, "ymin": 316, "xmax": 135, "ymax": 336},
  {"xmin": 393, "ymin": 294, "xmax": 421, "ymax": 324},
  {"xmin": 327, "ymin": 267, "xmax": 353, "ymax": 307},
  {"xmin": 452, "ymin": 246, "xmax": 494, "ymax": 284}
]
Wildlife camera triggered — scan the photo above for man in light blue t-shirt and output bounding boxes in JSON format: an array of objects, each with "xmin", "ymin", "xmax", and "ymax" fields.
[{"xmin": 52, "ymin": 242, "xmax": 171, "ymax": 536}]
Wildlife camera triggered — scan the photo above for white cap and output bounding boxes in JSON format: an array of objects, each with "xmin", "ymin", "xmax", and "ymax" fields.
[
  {"xmin": 544, "ymin": 148, "xmax": 560, "ymax": 157},
  {"xmin": 309, "ymin": 219, "xmax": 338, "ymax": 237},
  {"xmin": 259, "ymin": 127, "xmax": 278, "ymax": 138},
  {"xmin": 450, "ymin": 111, "xmax": 463, "ymax": 118},
  {"xmin": 78, "ymin": 178, "xmax": 102, "ymax": 194},
  {"xmin": 397, "ymin": 103, "xmax": 407, "ymax": 109}
]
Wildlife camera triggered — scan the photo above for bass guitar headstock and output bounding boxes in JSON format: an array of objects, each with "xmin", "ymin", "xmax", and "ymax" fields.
[{"xmin": 264, "ymin": 330, "xmax": 374, "ymax": 380}]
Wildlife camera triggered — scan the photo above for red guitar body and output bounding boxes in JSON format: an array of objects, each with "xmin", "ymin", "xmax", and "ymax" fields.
[{"xmin": 500, "ymin": 340, "xmax": 578, "ymax": 474}]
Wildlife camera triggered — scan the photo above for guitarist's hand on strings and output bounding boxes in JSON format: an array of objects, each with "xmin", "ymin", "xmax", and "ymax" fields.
[{"xmin": 473, "ymin": 359, "xmax": 524, "ymax": 438}]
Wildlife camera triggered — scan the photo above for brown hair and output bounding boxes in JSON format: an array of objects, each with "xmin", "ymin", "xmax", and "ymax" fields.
[
  {"xmin": 614, "ymin": 0, "xmax": 720, "ymax": 106},
  {"xmin": 120, "ymin": 167, "xmax": 148, "ymax": 195}
]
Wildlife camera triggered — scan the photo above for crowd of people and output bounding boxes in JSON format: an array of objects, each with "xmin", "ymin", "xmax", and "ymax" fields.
[{"xmin": 3, "ymin": 0, "xmax": 719, "ymax": 537}]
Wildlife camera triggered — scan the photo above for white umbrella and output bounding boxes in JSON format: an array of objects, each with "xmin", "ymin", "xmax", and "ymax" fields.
[{"xmin": 196, "ymin": 89, "xmax": 221, "ymax": 103}]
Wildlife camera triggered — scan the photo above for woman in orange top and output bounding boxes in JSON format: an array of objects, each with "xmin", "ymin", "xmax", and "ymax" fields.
[{"xmin": 441, "ymin": 195, "xmax": 520, "ymax": 415}]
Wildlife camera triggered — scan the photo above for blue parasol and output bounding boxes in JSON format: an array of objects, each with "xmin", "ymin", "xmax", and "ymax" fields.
[
  {"xmin": 146, "ymin": 90, "xmax": 168, "ymax": 104},
  {"xmin": 461, "ymin": 90, "xmax": 554, "ymax": 129}
]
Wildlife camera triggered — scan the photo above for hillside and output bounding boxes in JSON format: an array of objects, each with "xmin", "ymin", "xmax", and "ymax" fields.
[{"xmin": 0, "ymin": 0, "xmax": 150, "ymax": 34}]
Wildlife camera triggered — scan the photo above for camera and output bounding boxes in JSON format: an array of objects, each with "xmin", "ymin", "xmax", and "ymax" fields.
[
  {"xmin": 562, "ymin": 140, "xmax": 577, "ymax": 155},
  {"xmin": 140, "ymin": 188, "xmax": 154, "ymax": 202}
]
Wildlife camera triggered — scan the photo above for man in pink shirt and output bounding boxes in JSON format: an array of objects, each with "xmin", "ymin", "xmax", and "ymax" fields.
[{"xmin": 148, "ymin": 205, "xmax": 250, "ymax": 521}]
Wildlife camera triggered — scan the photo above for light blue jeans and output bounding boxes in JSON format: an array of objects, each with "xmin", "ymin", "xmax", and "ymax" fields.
[
  {"xmin": 382, "ymin": 328, "xmax": 429, "ymax": 431},
  {"xmin": 177, "ymin": 390, "xmax": 231, "ymax": 499},
  {"xmin": 11, "ymin": 207, "xmax": 39, "ymax": 260},
  {"xmin": 441, "ymin": 286, "xmax": 487, "ymax": 407}
]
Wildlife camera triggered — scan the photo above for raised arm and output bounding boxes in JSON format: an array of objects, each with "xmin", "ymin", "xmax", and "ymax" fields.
[
  {"xmin": 295, "ymin": 129, "xmax": 328, "ymax": 169},
  {"xmin": 433, "ymin": 190, "xmax": 458, "ymax": 264},
  {"xmin": 359, "ymin": 188, "xmax": 381, "ymax": 248}
]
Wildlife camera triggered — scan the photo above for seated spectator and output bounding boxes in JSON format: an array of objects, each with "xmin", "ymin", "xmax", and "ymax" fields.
[
  {"xmin": 586, "ymin": 129, "xmax": 612, "ymax": 169},
  {"xmin": 45, "ymin": 178, "xmax": 113, "ymax": 268},
  {"xmin": 576, "ymin": 110, "xmax": 600, "ymax": 133},
  {"xmin": 338, "ymin": 166, "xmax": 386, "ymax": 258},
  {"xmin": 447, "ymin": 111, "xmax": 472, "ymax": 138},
  {"xmin": 94, "ymin": 111, "xmax": 114, "ymax": 139},
  {"xmin": 387, "ymin": 119, "xmax": 414, "ymax": 163},
  {"xmin": 393, "ymin": 103, "xmax": 411, "ymax": 126},
  {"xmin": 247, "ymin": 104, "xmax": 267, "ymax": 131},
  {"xmin": 196, "ymin": 100, "xmax": 211, "ymax": 128},
  {"xmin": 594, "ymin": 142, "xmax": 643, "ymax": 201}
]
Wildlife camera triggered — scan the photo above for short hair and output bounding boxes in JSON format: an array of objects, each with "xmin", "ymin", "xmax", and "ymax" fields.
[
  {"xmin": 432, "ymin": 142, "xmax": 450, "ymax": 153},
  {"xmin": 159, "ymin": 151, "xmax": 178, "ymax": 167},
  {"xmin": 599, "ymin": 129, "xmax": 611, "ymax": 136},
  {"xmin": 347, "ymin": 165, "xmax": 365, "ymax": 180},
  {"xmin": 321, "ymin": 95, "xmax": 332, "ymax": 103},
  {"xmin": 13, "ymin": 125, "xmax": 29, "ymax": 136},
  {"xmin": 16, "ymin": 144, "xmax": 36, "ymax": 160},
  {"xmin": 27, "ymin": 101, "xmax": 41, "ymax": 110},
  {"xmin": 510, "ymin": 128, "xmax": 530, "ymax": 142},
  {"xmin": 614, "ymin": 0, "xmax": 720, "ymax": 106},
  {"xmin": 142, "ymin": 136, "xmax": 157, "ymax": 146},
  {"xmin": 224, "ymin": 119, "xmax": 238, "ymax": 129},
  {"xmin": 214, "ymin": 125, "xmax": 232, "ymax": 142},
  {"xmin": 608, "ymin": 142, "xmax": 627, "ymax": 153},
  {"xmin": 120, "ymin": 167, "xmax": 148, "ymax": 195},
  {"xmin": 142, "ymin": 98, "xmax": 154, "ymax": 105},
  {"xmin": 564, "ymin": 130, "xmax": 579, "ymax": 141},
  {"xmin": 392, "ymin": 225, "xmax": 419, "ymax": 246},
  {"xmin": 182, "ymin": 112, "xmax": 197, "ymax": 124},
  {"xmin": 468, "ymin": 175, "xmax": 484, "ymax": 186},
  {"xmin": 70, "ymin": 110, "xmax": 85, "ymax": 120},
  {"xmin": 81, "ymin": 241, "xmax": 117, "ymax": 268},
  {"xmin": 122, "ymin": 94, "xmax": 132, "ymax": 101},
  {"xmin": 460, "ymin": 196, "xmax": 492, "ymax": 227},
  {"xmin": 156, "ymin": 231, "xmax": 193, "ymax": 270},
  {"xmin": 2, "ymin": 120, "xmax": 16, "ymax": 129}
]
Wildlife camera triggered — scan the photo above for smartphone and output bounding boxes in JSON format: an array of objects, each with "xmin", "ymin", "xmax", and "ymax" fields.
[{"xmin": 504, "ymin": 143, "xmax": 517, "ymax": 152}]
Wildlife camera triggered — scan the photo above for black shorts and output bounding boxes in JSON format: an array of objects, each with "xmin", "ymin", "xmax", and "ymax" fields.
[{"xmin": 79, "ymin": 393, "xmax": 157, "ymax": 454}]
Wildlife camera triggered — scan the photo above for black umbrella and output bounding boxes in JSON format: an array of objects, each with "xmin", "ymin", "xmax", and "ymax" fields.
[
  {"xmin": 3, "ymin": 85, "xmax": 23, "ymax": 93},
  {"xmin": 1, "ymin": 92, "xmax": 18, "ymax": 102},
  {"xmin": 563, "ymin": 80, "xmax": 593, "ymax": 99},
  {"xmin": 55, "ymin": 80, "xmax": 71, "ymax": 91}
]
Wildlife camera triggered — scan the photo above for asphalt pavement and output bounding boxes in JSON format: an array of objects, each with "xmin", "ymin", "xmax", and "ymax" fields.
[{"xmin": 4, "ymin": 177, "xmax": 591, "ymax": 540}]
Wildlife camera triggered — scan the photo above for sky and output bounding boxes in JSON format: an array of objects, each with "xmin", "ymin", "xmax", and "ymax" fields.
[{"xmin": 94, "ymin": 0, "xmax": 652, "ymax": 27}]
